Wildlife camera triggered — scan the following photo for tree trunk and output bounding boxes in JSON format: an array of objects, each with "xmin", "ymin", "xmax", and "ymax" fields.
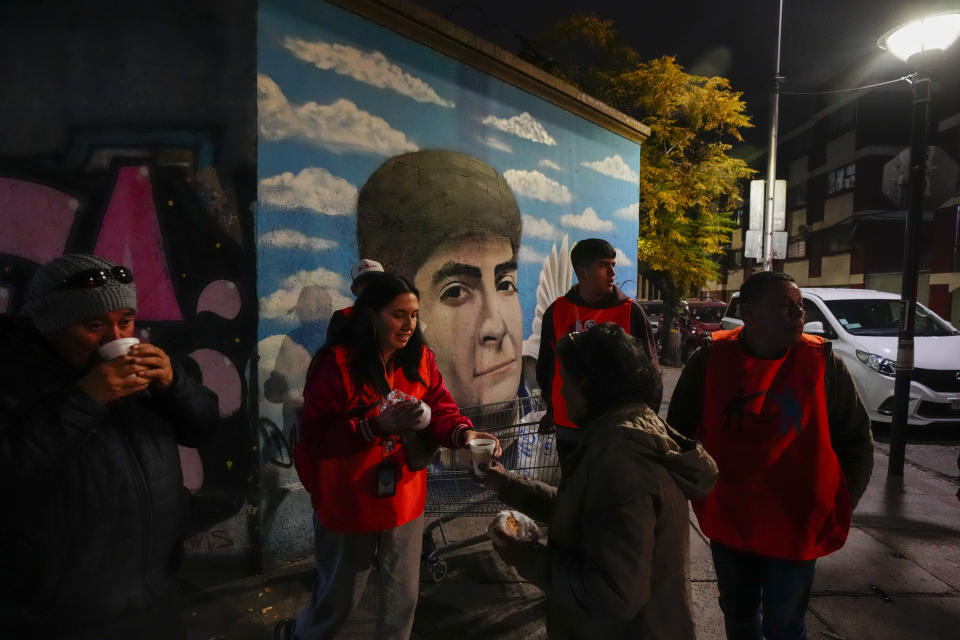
[{"xmin": 651, "ymin": 272, "xmax": 684, "ymax": 366}]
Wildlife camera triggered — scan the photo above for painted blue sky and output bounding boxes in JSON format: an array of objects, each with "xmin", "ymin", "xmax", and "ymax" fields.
[{"xmin": 257, "ymin": 0, "xmax": 642, "ymax": 341}]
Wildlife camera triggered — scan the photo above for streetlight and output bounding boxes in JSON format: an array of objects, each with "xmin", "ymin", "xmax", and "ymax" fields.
[{"xmin": 878, "ymin": 10, "xmax": 960, "ymax": 478}]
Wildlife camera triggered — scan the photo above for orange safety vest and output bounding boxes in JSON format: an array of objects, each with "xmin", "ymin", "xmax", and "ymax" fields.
[
  {"xmin": 550, "ymin": 296, "xmax": 632, "ymax": 429},
  {"xmin": 692, "ymin": 327, "xmax": 851, "ymax": 561},
  {"xmin": 299, "ymin": 345, "xmax": 432, "ymax": 533}
]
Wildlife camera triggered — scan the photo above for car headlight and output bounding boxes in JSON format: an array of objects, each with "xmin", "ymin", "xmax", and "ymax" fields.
[{"xmin": 856, "ymin": 350, "xmax": 895, "ymax": 376}]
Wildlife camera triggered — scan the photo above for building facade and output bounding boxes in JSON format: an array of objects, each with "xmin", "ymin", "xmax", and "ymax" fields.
[{"xmin": 717, "ymin": 60, "xmax": 960, "ymax": 328}]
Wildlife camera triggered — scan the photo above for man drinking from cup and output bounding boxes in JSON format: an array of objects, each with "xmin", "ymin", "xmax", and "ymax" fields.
[{"xmin": 0, "ymin": 253, "xmax": 219, "ymax": 639}]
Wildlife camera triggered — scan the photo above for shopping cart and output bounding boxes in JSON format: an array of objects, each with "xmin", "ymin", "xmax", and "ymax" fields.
[{"xmin": 421, "ymin": 395, "xmax": 559, "ymax": 581}]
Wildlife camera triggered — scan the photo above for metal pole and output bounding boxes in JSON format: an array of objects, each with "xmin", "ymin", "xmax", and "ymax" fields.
[
  {"xmin": 763, "ymin": 0, "xmax": 785, "ymax": 271},
  {"xmin": 888, "ymin": 76, "xmax": 931, "ymax": 477}
]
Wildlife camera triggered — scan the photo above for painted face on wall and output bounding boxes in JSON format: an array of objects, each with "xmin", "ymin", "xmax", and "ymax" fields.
[{"xmin": 414, "ymin": 236, "xmax": 522, "ymax": 408}]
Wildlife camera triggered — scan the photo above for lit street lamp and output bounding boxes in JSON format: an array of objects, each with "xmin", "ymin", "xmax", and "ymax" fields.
[{"xmin": 878, "ymin": 11, "xmax": 960, "ymax": 478}]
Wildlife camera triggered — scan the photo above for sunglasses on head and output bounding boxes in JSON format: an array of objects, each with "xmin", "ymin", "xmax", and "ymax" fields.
[{"xmin": 55, "ymin": 266, "xmax": 134, "ymax": 292}]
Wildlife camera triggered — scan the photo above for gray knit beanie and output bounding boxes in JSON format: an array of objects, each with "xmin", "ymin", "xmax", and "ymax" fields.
[{"xmin": 22, "ymin": 254, "xmax": 138, "ymax": 333}]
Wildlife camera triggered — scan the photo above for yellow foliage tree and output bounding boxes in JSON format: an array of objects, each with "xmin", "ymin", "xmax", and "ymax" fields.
[{"xmin": 540, "ymin": 15, "xmax": 755, "ymax": 362}]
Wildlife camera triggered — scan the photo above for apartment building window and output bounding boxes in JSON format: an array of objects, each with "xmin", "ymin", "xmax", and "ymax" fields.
[
  {"xmin": 787, "ymin": 237, "xmax": 806, "ymax": 258},
  {"xmin": 823, "ymin": 222, "xmax": 853, "ymax": 254},
  {"xmin": 787, "ymin": 182, "xmax": 808, "ymax": 209},
  {"xmin": 826, "ymin": 163, "xmax": 856, "ymax": 196}
]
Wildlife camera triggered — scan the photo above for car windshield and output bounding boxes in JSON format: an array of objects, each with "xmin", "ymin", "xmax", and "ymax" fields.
[
  {"xmin": 641, "ymin": 302, "xmax": 664, "ymax": 316},
  {"xmin": 690, "ymin": 306, "xmax": 724, "ymax": 322},
  {"xmin": 824, "ymin": 299, "xmax": 955, "ymax": 337}
]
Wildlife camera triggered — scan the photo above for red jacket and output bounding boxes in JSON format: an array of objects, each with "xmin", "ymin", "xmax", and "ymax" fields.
[
  {"xmin": 294, "ymin": 345, "xmax": 470, "ymax": 532},
  {"xmin": 692, "ymin": 327, "xmax": 850, "ymax": 560}
]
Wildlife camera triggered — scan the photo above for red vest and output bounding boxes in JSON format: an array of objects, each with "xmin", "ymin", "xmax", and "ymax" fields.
[
  {"xmin": 692, "ymin": 327, "xmax": 851, "ymax": 560},
  {"xmin": 550, "ymin": 296, "xmax": 632, "ymax": 429},
  {"xmin": 297, "ymin": 345, "xmax": 432, "ymax": 533}
]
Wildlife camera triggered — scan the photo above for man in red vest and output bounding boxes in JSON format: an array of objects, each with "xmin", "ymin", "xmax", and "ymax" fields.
[
  {"xmin": 668, "ymin": 271, "xmax": 874, "ymax": 640},
  {"xmin": 536, "ymin": 238, "xmax": 660, "ymax": 462},
  {"xmin": 326, "ymin": 258, "xmax": 384, "ymax": 341}
]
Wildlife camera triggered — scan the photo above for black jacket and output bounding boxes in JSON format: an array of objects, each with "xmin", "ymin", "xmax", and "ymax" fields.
[{"xmin": 0, "ymin": 317, "xmax": 219, "ymax": 637}]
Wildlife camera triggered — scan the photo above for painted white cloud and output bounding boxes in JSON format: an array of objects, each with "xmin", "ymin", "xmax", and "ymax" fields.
[
  {"xmin": 478, "ymin": 135, "xmax": 512, "ymax": 153},
  {"xmin": 259, "ymin": 229, "xmax": 337, "ymax": 251},
  {"xmin": 260, "ymin": 267, "xmax": 351, "ymax": 321},
  {"xmin": 503, "ymin": 170, "xmax": 574, "ymax": 204},
  {"xmin": 581, "ymin": 155, "xmax": 639, "ymax": 183},
  {"xmin": 560, "ymin": 207, "xmax": 614, "ymax": 232},
  {"xmin": 521, "ymin": 214, "xmax": 559, "ymax": 241},
  {"xmin": 282, "ymin": 36, "xmax": 454, "ymax": 108},
  {"xmin": 258, "ymin": 74, "xmax": 417, "ymax": 156},
  {"xmin": 259, "ymin": 167, "xmax": 358, "ymax": 215},
  {"xmin": 614, "ymin": 202, "xmax": 640, "ymax": 220},
  {"xmin": 539, "ymin": 159, "xmax": 561, "ymax": 171},
  {"xmin": 615, "ymin": 247, "xmax": 634, "ymax": 267},
  {"xmin": 518, "ymin": 245, "xmax": 546, "ymax": 263},
  {"xmin": 482, "ymin": 112, "xmax": 556, "ymax": 146}
]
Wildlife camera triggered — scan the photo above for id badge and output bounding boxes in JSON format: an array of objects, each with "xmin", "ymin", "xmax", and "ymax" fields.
[{"xmin": 376, "ymin": 464, "xmax": 398, "ymax": 497}]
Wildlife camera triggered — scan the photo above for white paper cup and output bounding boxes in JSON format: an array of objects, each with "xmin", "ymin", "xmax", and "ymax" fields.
[
  {"xmin": 469, "ymin": 438, "xmax": 496, "ymax": 476},
  {"xmin": 98, "ymin": 337, "xmax": 140, "ymax": 360}
]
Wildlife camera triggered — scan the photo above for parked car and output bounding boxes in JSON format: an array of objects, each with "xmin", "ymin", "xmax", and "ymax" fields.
[
  {"xmin": 638, "ymin": 299, "xmax": 665, "ymax": 350},
  {"xmin": 721, "ymin": 288, "xmax": 960, "ymax": 427},
  {"xmin": 678, "ymin": 299, "xmax": 726, "ymax": 361}
]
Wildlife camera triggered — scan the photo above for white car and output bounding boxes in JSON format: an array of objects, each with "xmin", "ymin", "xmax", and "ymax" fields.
[{"xmin": 721, "ymin": 288, "xmax": 960, "ymax": 427}]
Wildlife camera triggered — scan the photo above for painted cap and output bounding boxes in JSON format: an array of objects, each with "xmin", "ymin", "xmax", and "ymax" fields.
[{"xmin": 351, "ymin": 258, "xmax": 384, "ymax": 284}]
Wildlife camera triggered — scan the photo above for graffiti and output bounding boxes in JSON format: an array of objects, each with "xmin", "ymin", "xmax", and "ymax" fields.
[
  {"xmin": 259, "ymin": 417, "xmax": 294, "ymax": 469},
  {"xmin": 185, "ymin": 530, "xmax": 236, "ymax": 553},
  {"xmin": 0, "ymin": 152, "xmax": 256, "ymax": 554}
]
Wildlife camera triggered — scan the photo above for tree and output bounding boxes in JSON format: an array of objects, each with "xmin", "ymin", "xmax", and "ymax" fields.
[{"xmin": 539, "ymin": 15, "xmax": 755, "ymax": 364}]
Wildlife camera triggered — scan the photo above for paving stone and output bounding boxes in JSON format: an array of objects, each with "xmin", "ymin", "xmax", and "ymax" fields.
[
  {"xmin": 809, "ymin": 595, "xmax": 960, "ymax": 640},
  {"xmin": 860, "ymin": 527, "xmax": 960, "ymax": 593},
  {"xmin": 814, "ymin": 527, "xmax": 954, "ymax": 595}
]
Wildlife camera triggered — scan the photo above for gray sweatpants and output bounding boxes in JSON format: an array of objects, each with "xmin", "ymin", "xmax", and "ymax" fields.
[{"xmin": 292, "ymin": 514, "xmax": 424, "ymax": 640}]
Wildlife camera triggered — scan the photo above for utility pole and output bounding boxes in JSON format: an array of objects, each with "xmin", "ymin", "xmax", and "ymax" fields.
[{"xmin": 763, "ymin": 0, "xmax": 785, "ymax": 271}]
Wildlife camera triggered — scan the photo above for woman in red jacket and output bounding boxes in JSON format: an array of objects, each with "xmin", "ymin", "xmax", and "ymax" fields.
[{"xmin": 278, "ymin": 273, "xmax": 500, "ymax": 640}]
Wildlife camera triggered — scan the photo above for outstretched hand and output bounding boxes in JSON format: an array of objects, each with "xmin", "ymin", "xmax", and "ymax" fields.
[
  {"xmin": 462, "ymin": 429, "xmax": 502, "ymax": 457},
  {"xmin": 472, "ymin": 458, "xmax": 509, "ymax": 491}
]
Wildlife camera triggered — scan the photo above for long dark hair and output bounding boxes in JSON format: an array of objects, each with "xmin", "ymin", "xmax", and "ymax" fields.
[
  {"xmin": 309, "ymin": 273, "xmax": 426, "ymax": 397},
  {"xmin": 556, "ymin": 322, "xmax": 660, "ymax": 422}
]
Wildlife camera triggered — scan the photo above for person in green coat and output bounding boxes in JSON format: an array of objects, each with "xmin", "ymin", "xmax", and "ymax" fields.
[{"xmin": 478, "ymin": 323, "xmax": 718, "ymax": 639}]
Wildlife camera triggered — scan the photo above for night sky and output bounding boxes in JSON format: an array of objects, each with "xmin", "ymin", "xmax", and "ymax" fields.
[{"xmin": 409, "ymin": 0, "xmax": 954, "ymax": 155}]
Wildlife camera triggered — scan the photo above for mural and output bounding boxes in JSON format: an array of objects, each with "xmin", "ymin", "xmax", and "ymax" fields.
[{"xmin": 257, "ymin": 0, "xmax": 643, "ymax": 561}]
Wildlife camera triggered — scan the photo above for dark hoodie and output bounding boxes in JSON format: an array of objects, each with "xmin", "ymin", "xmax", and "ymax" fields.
[
  {"xmin": 536, "ymin": 285, "xmax": 662, "ymax": 413},
  {"xmin": 0, "ymin": 316, "xmax": 219, "ymax": 638},
  {"xmin": 493, "ymin": 402, "xmax": 718, "ymax": 640}
]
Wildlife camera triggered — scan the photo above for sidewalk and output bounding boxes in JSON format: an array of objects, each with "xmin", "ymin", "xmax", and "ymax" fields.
[{"xmin": 183, "ymin": 366, "xmax": 960, "ymax": 639}]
